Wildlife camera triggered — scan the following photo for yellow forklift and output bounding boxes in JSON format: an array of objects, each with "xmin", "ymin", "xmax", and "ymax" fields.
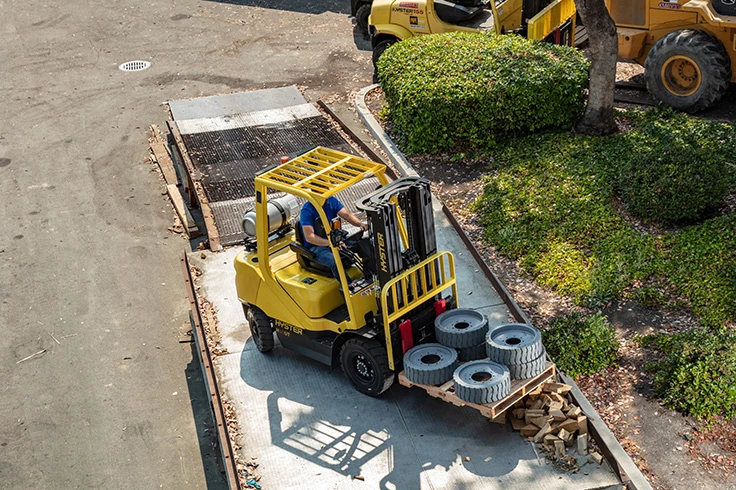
[
  {"xmin": 368, "ymin": 0, "xmax": 578, "ymax": 70},
  {"xmin": 234, "ymin": 147, "xmax": 458, "ymax": 396},
  {"xmin": 609, "ymin": 0, "xmax": 736, "ymax": 112}
]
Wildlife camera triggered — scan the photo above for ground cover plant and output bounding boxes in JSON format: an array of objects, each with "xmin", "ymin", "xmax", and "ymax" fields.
[
  {"xmin": 471, "ymin": 110, "xmax": 736, "ymax": 330},
  {"xmin": 542, "ymin": 312, "xmax": 618, "ymax": 378},
  {"xmin": 377, "ymin": 32, "xmax": 589, "ymax": 154}
]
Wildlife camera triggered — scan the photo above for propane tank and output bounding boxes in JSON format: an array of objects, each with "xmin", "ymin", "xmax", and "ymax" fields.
[{"xmin": 242, "ymin": 195, "xmax": 299, "ymax": 238}]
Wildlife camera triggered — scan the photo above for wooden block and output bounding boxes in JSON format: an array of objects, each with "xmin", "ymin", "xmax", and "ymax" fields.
[
  {"xmin": 543, "ymin": 434, "xmax": 560, "ymax": 447},
  {"xmin": 590, "ymin": 451, "xmax": 603, "ymax": 464},
  {"xmin": 547, "ymin": 401, "xmax": 563, "ymax": 412},
  {"xmin": 567, "ymin": 406, "xmax": 582, "ymax": 418},
  {"xmin": 530, "ymin": 399, "xmax": 544, "ymax": 410},
  {"xmin": 558, "ymin": 428, "xmax": 572, "ymax": 443},
  {"xmin": 520, "ymin": 424, "xmax": 539, "ymax": 437},
  {"xmin": 577, "ymin": 434, "xmax": 588, "ymax": 455},
  {"xmin": 525, "ymin": 397, "xmax": 535, "ymax": 407},
  {"xmin": 528, "ymin": 385, "xmax": 543, "ymax": 397},
  {"xmin": 524, "ymin": 409, "xmax": 546, "ymax": 425},
  {"xmin": 554, "ymin": 440, "xmax": 566, "ymax": 458},
  {"xmin": 577, "ymin": 415, "xmax": 588, "ymax": 436},
  {"xmin": 512, "ymin": 408, "xmax": 526, "ymax": 419},
  {"xmin": 556, "ymin": 418, "xmax": 579, "ymax": 434},
  {"xmin": 512, "ymin": 399, "xmax": 525, "ymax": 409},
  {"xmin": 541, "ymin": 394, "xmax": 551, "ymax": 406},
  {"xmin": 549, "ymin": 409, "xmax": 567, "ymax": 422},
  {"xmin": 548, "ymin": 392, "xmax": 565, "ymax": 403},
  {"xmin": 511, "ymin": 415, "xmax": 527, "ymax": 431},
  {"xmin": 533, "ymin": 422, "xmax": 552, "ymax": 443},
  {"xmin": 530, "ymin": 416, "xmax": 551, "ymax": 429},
  {"xmin": 543, "ymin": 382, "xmax": 572, "ymax": 394},
  {"xmin": 167, "ymin": 184, "xmax": 201, "ymax": 238}
]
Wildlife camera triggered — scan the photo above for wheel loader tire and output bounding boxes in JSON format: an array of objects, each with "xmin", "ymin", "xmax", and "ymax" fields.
[
  {"xmin": 713, "ymin": 0, "xmax": 736, "ymax": 16},
  {"xmin": 356, "ymin": 4, "xmax": 371, "ymax": 36},
  {"xmin": 506, "ymin": 349, "xmax": 547, "ymax": 380},
  {"xmin": 486, "ymin": 323, "xmax": 543, "ymax": 365},
  {"xmin": 245, "ymin": 305, "xmax": 274, "ymax": 353},
  {"xmin": 372, "ymin": 38, "xmax": 396, "ymax": 83},
  {"xmin": 403, "ymin": 343, "xmax": 458, "ymax": 386},
  {"xmin": 453, "ymin": 360, "xmax": 511, "ymax": 404},
  {"xmin": 457, "ymin": 343, "xmax": 487, "ymax": 362},
  {"xmin": 340, "ymin": 337, "xmax": 394, "ymax": 396},
  {"xmin": 645, "ymin": 30, "xmax": 731, "ymax": 113},
  {"xmin": 435, "ymin": 308, "xmax": 489, "ymax": 348}
]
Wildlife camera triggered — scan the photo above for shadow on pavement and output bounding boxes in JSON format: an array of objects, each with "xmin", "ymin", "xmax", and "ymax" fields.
[
  {"xmin": 205, "ymin": 0, "xmax": 351, "ymax": 15},
  {"xmin": 185, "ymin": 342, "xmax": 230, "ymax": 490}
]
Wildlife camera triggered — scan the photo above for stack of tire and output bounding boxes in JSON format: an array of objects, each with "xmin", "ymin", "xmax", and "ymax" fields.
[{"xmin": 403, "ymin": 309, "xmax": 547, "ymax": 406}]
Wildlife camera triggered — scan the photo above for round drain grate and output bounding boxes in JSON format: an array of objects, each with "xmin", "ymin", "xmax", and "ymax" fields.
[{"xmin": 119, "ymin": 60, "xmax": 151, "ymax": 72}]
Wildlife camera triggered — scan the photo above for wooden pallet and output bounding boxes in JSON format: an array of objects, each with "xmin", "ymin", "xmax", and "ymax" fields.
[{"xmin": 398, "ymin": 361, "xmax": 556, "ymax": 421}]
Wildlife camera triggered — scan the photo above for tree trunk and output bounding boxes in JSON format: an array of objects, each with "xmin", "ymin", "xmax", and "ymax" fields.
[{"xmin": 574, "ymin": 0, "xmax": 618, "ymax": 135}]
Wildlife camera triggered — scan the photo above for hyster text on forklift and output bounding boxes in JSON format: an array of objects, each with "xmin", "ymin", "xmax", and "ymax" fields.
[{"xmin": 234, "ymin": 147, "xmax": 459, "ymax": 396}]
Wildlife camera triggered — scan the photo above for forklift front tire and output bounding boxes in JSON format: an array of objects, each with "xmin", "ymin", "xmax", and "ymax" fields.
[
  {"xmin": 340, "ymin": 337, "xmax": 394, "ymax": 396},
  {"xmin": 245, "ymin": 305, "xmax": 275, "ymax": 353}
]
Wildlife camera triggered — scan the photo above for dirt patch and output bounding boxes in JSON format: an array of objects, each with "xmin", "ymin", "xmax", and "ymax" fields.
[{"xmin": 366, "ymin": 63, "xmax": 736, "ymax": 489}]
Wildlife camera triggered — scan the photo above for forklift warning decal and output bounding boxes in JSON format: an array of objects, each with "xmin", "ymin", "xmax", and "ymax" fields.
[
  {"xmin": 274, "ymin": 319, "xmax": 303, "ymax": 336},
  {"xmin": 399, "ymin": 1, "xmax": 419, "ymax": 7}
]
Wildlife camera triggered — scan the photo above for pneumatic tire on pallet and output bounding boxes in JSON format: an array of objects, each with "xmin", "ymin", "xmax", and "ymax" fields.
[
  {"xmin": 404, "ymin": 343, "xmax": 458, "ymax": 386},
  {"xmin": 506, "ymin": 349, "xmax": 547, "ymax": 380},
  {"xmin": 453, "ymin": 360, "xmax": 511, "ymax": 404},
  {"xmin": 435, "ymin": 309, "xmax": 489, "ymax": 348},
  {"xmin": 486, "ymin": 323, "xmax": 543, "ymax": 365},
  {"xmin": 457, "ymin": 343, "xmax": 487, "ymax": 362}
]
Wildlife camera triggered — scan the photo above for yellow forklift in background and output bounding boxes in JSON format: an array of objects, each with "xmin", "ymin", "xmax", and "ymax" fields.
[
  {"xmin": 368, "ymin": 0, "xmax": 578, "ymax": 71},
  {"xmin": 609, "ymin": 0, "xmax": 736, "ymax": 112},
  {"xmin": 234, "ymin": 147, "xmax": 458, "ymax": 396}
]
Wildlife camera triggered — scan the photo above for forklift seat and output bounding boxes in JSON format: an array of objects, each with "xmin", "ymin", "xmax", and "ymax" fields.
[{"xmin": 290, "ymin": 224, "xmax": 334, "ymax": 277}]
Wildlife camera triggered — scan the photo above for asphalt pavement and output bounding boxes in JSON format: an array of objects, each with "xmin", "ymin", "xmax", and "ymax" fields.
[{"xmin": 0, "ymin": 0, "xmax": 373, "ymax": 488}]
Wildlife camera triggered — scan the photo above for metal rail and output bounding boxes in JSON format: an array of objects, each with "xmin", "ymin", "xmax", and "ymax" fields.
[{"xmin": 180, "ymin": 252, "xmax": 241, "ymax": 490}]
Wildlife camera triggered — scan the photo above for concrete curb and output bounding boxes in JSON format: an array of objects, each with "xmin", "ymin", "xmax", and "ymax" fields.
[
  {"xmin": 354, "ymin": 84, "xmax": 653, "ymax": 490},
  {"xmin": 355, "ymin": 84, "xmax": 418, "ymax": 177}
]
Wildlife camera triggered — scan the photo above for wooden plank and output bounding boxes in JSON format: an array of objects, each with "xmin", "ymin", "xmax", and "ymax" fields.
[
  {"xmin": 149, "ymin": 125, "xmax": 178, "ymax": 185},
  {"xmin": 398, "ymin": 362, "xmax": 556, "ymax": 420},
  {"xmin": 168, "ymin": 121, "xmax": 222, "ymax": 251},
  {"xmin": 167, "ymin": 184, "xmax": 201, "ymax": 238}
]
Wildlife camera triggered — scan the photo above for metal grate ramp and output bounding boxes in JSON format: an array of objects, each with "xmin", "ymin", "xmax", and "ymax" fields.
[{"xmin": 168, "ymin": 87, "xmax": 378, "ymax": 247}]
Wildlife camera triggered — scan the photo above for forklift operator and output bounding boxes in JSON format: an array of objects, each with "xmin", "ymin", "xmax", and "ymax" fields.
[{"xmin": 299, "ymin": 197, "xmax": 368, "ymax": 282}]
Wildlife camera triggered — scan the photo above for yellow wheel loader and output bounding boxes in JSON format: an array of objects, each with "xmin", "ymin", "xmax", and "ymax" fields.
[
  {"xmin": 368, "ymin": 0, "xmax": 578, "ymax": 73},
  {"xmin": 234, "ymin": 147, "xmax": 458, "ymax": 396},
  {"xmin": 610, "ymin": 0, "xmax": 736, "ymax": 112}
]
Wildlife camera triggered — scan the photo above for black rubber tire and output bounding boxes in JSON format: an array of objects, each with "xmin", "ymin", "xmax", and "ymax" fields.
[
  {"xmin": 644, "ymin": 30, "xmax": 731, "ymax": 113},
  {"xmin": 372, "ymin": 38, "xmax": 396, "ymax": 83},
  {"xmin": 453, "ymin": 360, "xmax": 511, "ymax": 404},
  {"xmin": 486, "ymin": 323, "xmax": 543, "ymax": 365},
  {"xmin": 245, "ymin": 305, "xmax": 274, "ymax": 353},
  {"xmin": 435, "ymin": 308, "xmax": 489, "ymax": 348},
  {"xmin": 457, "ymin": 343, "xmax": 487, "ymax": 362},
  {"xmin": 403, "ymin": 343, "xmax": 458, "ymax": 386},
  {"xmin": 356, "ymin": 4, "xmax": 371, "ymax": 36},
  {"xmin": 340, "ymin": 337, "xmax": 394, "ymax": 396},
  {"xmin": 506, "ymin": 348, "xmax": 547, "ymax": 380},
  {"xmin": 713, "ymin": 0, "xmax": 736, "ymax": 16}
]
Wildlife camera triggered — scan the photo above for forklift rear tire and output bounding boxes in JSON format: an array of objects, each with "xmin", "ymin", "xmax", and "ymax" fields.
[
  {"xmin": 245, "ymin": 305, "xmax": 275, "ymax": 353},
  {"xmin": 340, "ymin": 337, "xmax": 394, "ymax": 396},
  {"xmin": 356, "ymin": 4, "xmax": 371, "ymax": 36},
  {"xmin": 645, "ymin": 30, "xmax": 730, "ymax": 113}
]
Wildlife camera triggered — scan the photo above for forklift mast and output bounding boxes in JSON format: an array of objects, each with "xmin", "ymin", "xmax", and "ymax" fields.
[{"xmin": 357, "ymin": 177, "xmax": 437, "ymax": 288}]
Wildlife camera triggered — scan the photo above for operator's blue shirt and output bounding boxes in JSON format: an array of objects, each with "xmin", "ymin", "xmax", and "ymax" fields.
[{"xmin": 299, "ymin": 197, "xmax": 345, "ymax": 250}]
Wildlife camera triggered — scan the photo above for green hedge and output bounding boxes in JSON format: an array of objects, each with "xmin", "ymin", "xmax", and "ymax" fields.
[
  {"xmin": 377, "ymin": 32, "xmax": 589, "ymax": 154},
  {"xmin": 542, "ymin": 312, "xmax": 619, "ymax": 378},
  {"xmin": 640, "ymin": 330, "xmax": 736, "ymax": 420}
]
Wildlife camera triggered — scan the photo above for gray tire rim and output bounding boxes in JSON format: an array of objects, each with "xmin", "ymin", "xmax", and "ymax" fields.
[
  {"xmin": 404, "ymin": 343, "xmax": 458, "ymax": 386},
  {"xmin": 486, "ymin": 323, "xmax": 543, "ymax": 365},
  {"xmin": 435, "ymin": 308, "xmax": 489, "ymax": 348},
  {"xmin": 453, "ymin": 360, "xmax": 511, "ymax": 404}
]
